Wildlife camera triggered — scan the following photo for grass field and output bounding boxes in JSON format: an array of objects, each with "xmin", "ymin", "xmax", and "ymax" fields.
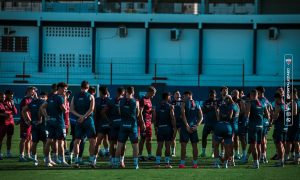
[{"xmin": 0, "ymin": 125, "xmax": 299, "ymax": 180}]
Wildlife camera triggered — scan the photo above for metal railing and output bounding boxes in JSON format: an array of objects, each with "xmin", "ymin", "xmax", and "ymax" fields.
[
  {"xmin": 0, "ymin": 0, "xmax": 257, "ymax": 14},
  {"xmin": 0, "ymin": 59, "xmax": 249, "ymax": 86}
]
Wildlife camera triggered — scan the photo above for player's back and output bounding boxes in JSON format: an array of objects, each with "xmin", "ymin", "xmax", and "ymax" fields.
[
  {"xmin": 120, "ymin": 98, "xmax": 137, "ymax": 126},
  {"xmin": 28, "ymin": 99, "xmax": 44, "ymax": 123},
  {"xmin": 274, "ymin": 102, "xmax": 287, "ymax": 132},
  {"xmin": 95, "ymin": 96, "xmax": 110, "ymax": 123},
  {"xmin": 156, "ymin": 102, "xmax": 172, "ymax": 126},
  {"xmin": 46, "ymin": 94, "xmax": 64, "ymax": 125},
  {"xmin": 249, "ymin": 100, "xmax": 264, "ymax": 126}
]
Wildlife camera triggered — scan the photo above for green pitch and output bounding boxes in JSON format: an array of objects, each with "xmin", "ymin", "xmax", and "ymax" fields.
[{"xmin": 0, "ymin": 125, "xmax": 299, "ymax": 180}]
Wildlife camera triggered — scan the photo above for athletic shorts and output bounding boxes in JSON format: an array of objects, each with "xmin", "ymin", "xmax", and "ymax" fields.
[
  {"xmin": 75, "ymin": 117, "xmax": 96, "ymax": 139},
  {"xmin": 140, "ymin": 122, "xmax": 152, "ymax": 140},
  {"xmin": 96, "ymin": 123, "xmax": 110, "ymax": 136},
  {"xmin": 0, "ymin": 124, "xmax": 14, "ymax": 140},
  {"xmin": 231, "ymin": 123, "xmax": 238, "ymax": 135},
  {"xmin": 118, "ymin": 125, "xmax": 138, "ymax": 144},
  {"xmin": 156, "ymin": 125, "xmax": 173, "ymax": 142},
  {"xmin": 213, "ymin": 134, "xmax": 233, "ymax": 145},
  {"xmin": 273, "ymin": 129, "xmax": 287, "ymax": 144},
  {"xmin": 237, "ymin": 120, "xmax": 248, "ymax": 137},
  {"xmin": 180, "ymin": 127, "xmax": 199, "ymax": 143},
  {"xmin": 287, "ymin": 126, "xmax": 300, "ymax": 142},
  {"xmin": 46, "ymin": 122, "xmax": 66, "ymax": 141},
  {"xmin": 176, "ymin": 119, "xmax": 183, "ymax": 129},
  {"xmin": 109, "ymin": 126, "xmax": 120, "ymax": 141},
  {"xmin": 248, "ymin": 126, "xmax": 263, "ymax": 144},
  {"xmin": 214, "ymin": 121, "xmax": 233, "ymax": 145},
  {"xmin": 31, "ymin": 126, "xmax": 47, "ymax": 143},
  {"xmin": 262, "ymin": 119, "xmax": 270, "ymax": 136},
  {"xmin": 20, "ymin": 121, "xmax": 31, "ymax": 140}
]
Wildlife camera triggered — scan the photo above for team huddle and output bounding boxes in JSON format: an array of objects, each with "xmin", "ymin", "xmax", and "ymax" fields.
[{"xmin": 0, "ymin": 81, "xmax": 299, "ymax": 169}]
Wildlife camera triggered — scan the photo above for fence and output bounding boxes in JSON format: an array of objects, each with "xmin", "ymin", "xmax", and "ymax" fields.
[
  {"xmin": 0, "ymin": 0, "xmax": 256, "ymax": 15},
  {"xmin": 0, "ymin": 59, "xmax": 247, "ymax": 87}
]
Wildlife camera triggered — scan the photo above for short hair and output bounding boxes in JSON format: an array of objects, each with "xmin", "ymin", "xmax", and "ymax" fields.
[
  {"xmin": 117, "ymin": 87, "xmax": 125, "ymax": 94},
  {"xmin": 220, "ymin": 86, "xmax": 228, "ymax": 92},
  {"xmin": 57, "ymin": 82, "xmax": 68, "ymax": 89},
  {"xmin": 99, "ymin": 86, "xmax": 108, "ymax": 95},
  {"xmin": 250, "ymin": 89, "xmax": 258, "ymax": 96},
  {"xmin": 209, "ymin": 89, "xmax": 216, "ymax": 95},
  {"xmin": 256, "ymin": 86, "xmax": 265, "ymax": 93},
  {"xmin": 238, "ymin": 89, "xmax": 244, "ymax": 93},
  {"xmin": 162, "ymin": 92, "xmax": 170, "ymax": 100},
  {"xmin": 127, "ymin": 86, "xmax": 134, "ymax": 94},
  {"xmin": 183, "ymin": 90, "xmax": 192, "ymax": 96},
  {"xmin": 40, "ymin": 92, "xmax": 48, "ymax": 96},
  {"xmin": 88, "ymin": 86, "xmax": 96, "ymax": 94},
  {"xmin": 148, "ymin": 86, "xmax": 156, "ymax": 93},
  {"xmin": 4, "ymin": 89, "xmax": 13, "ymax": 95},
  {"xmin": 51, "ymin": 83, "xmax": 57, "ymax": 91},
  {"xmin": 81, "ymin": 81, "xmax": 89, "ymax": 89}
]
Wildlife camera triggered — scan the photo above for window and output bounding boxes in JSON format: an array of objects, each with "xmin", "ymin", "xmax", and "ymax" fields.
[
  {"xmin": 1, "ymin": 36, "xmax": 14, "ymax": 52},
  {"xmin": 15, "ymin": 37, "xmax": 28, "ymax": 52},
  {"xmin": 1, "ymin": 36, "xmax": 29, "ymax": 52}
]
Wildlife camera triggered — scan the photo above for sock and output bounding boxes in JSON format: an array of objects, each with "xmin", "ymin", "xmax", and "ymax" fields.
[
  {"xmin": 121, "ymin": 156, "xmax": 125, "ymax": 163},
  {"xmin": 202, "ymin": 148, "xmax": 206, "ymax": 154},
  {"xmin": 235, "ymin": 150, "xmax": 240, "ymax": 156},
  {"xmin": 242, "ymin": 150, "xmax": 247, "ymax": 157},
  {"xmin": 74, "ymin": 155, "xmax": 79, "ymax": 163},
  {"xmin": 214, "ymin": 158, "xmax": 220, "ymax": 165},
  {"xmin": 172, "ymin": 148, "xmax": 175, "ymax": 154},
  {"xmin": 110, "ymin": 157, "xmax": 114, "ymax": 165},
  {"xmin": 20, "ymin": 154, "xmax": 24, "ymax": 158},
  {"xmin": 180, "ymin": 160, "xmax": 185, "ymax": 165},
  {"xmin": 105, "ymin": 148, "xmax": 109, "ymax": 153},
  {"xmin": 156, "ymin": 156, "xmax": 161, "ymax": 165},
  {"xmin": 225, "ymin": 160, "xmax": 228, "ymax": 165},
  {"xmin": 284, "ymin": 154, "xmax": 289, "ymax": 160},
  {"xmin": 165, "ymin": 156, "xmax": 170, "ymax": 164},
  {"xmin": 192, "ymin": 160, "xmax": 198, "ymax": 165},
  {"xmin": 221, "ymin": 151, "xmax": 225, "ymax": 157},
  {"xmin": 115, "ymin": 157, "xmax": 120, "ymax": 167},
  {"xmin": 133, "ymin": 157, "xmax": 138, "ymax": 166},
  {"xmin": 45, "ymin": 156, "xmax": 49, "ymax": 163}
]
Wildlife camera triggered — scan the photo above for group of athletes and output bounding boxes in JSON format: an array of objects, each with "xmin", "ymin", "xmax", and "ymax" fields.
[{"xmin": 0, "ymin": 81, "xmax": 299, "ymax": 169}]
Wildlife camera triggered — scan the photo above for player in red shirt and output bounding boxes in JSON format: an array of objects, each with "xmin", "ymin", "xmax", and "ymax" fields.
[
  {"xmin": 0, "ymin": 92, "xmax": 12, "ymax": 159},
  {"xmin": 19, "ymin": 87, "xmax": 37, "ymax": 161},
  {"xmin": 2, "ymin": 90, "xmax": 18, "ymax": 159},
  {"xmin": 64, "ymin": 90, "xmax": 71, "ymax": 155},
  {"xmin": 138, "ymin": 86, "xmax": 156, "ymax": 161}
]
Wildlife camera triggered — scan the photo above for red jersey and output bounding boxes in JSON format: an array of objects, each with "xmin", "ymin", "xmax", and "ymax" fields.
[
  {"xmin": 0, "ymin": 102, "xmax": 7, "ymax": 125},
  {"xmin": 20, "ymin": 96, "xmax": 32, "ymax": 122},
  {"xmin": 4, "ymin": 100, "xmax": 17, "ymax": 125},
  {"xmin": 140, "ymin": 96, "xmax": 152, "ymax": 122}
]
